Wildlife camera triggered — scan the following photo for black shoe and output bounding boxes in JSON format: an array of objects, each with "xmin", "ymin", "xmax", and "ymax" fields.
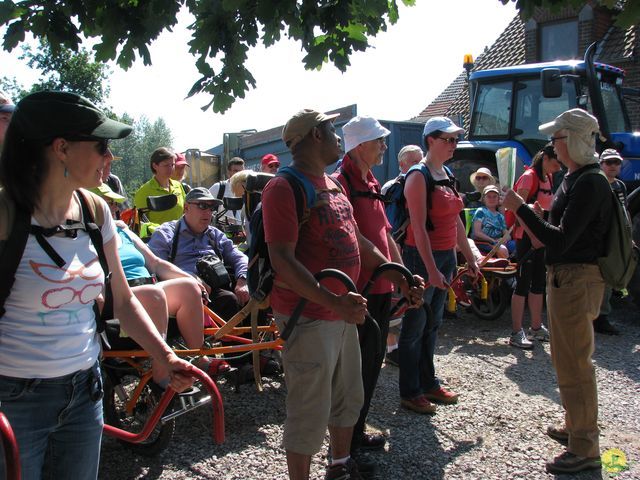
[
  {"xmin": 352, "ymin": 432, "xmax": 386, "ymax": 452},
  {"xmin": 545, "ymin": 451, "xmax": 600, "ymax": 474},
  {"xmin": 325, "ymin": 458, "xmax": 364, "ymax": 480},
  {"xmin": 385, "ymin": 349, "xmax": 399, "ymax": 367},
  {"xmin": 593, "ymin": 315, "xmax": 620, "ymax": 335},
  {"xmin": 351, "ymin": 453, "xmax": 376, "ymax": 479}
]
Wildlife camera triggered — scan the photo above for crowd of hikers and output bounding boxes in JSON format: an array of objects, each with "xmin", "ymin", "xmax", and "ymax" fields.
[{"xmin": 0, "ymin": 90, "xmax": 632, "ymax": 479}]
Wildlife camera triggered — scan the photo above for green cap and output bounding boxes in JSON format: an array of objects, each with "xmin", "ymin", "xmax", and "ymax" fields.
[
  {"xmin": 89, "ymin": 183, "xmax": 126, "ymax": 203},
  {"xmin": 12, "ymin": 91, "xmax": 132, "ymax": 141}
]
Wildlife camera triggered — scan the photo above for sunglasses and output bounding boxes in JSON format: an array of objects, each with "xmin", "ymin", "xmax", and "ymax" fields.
[
  {"xmin": 601, "ymin": 159, "xmax": 622, "ymax": 166},
  {"xmin": 550, "ymin": 135, "xmax": 568, "ymax": 144},
  {"xmin": 189, "ymin": 202, "xmax": 217, "ymax": 211},
  {"xmin": 474, "ymin": 175, "xmax": 490, "ymax": 181},
  {"xmin": 437, "ymin": 137, "xmax": 458, "ymax": 145},
  {"xmin": 63, "ymin": 136, "xmax": 110, "ymax": 156}
]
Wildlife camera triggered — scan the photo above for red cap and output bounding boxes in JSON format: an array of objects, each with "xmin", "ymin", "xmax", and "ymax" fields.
[
  {"xmin": 261, "ymin": 153, "xmax": 280, "ymax": 167},
  {"xmin": 175, "ymin": 153, "xmax": 189, "ymax": 167}
]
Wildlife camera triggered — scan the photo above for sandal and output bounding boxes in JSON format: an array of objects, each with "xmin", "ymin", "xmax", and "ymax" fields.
[{"xmin": 198, "ymin": 358, "xmax": 232, "ymax": 379}]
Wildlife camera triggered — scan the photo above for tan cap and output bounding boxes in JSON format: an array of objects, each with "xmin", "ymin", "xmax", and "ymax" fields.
[{"xmin": 282, "ymin": 109, "xmax": 340, "ymax": 150}]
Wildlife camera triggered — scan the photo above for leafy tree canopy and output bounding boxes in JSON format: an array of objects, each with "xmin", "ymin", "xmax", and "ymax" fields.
[
  {"xmin": 502, "ymin": 0, "xmax": 639, "ymax": 28},
  {"xmin": 0, "ymin": 0, "xmax": 415, "ymax": 113}
]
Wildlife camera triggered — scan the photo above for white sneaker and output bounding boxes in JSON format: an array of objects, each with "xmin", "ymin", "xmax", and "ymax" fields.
[
  {"xmin": 509, "ymin": 329, "xmax": 533, "ymax": 350},
  {"xmin": 529, "ymin": 325, "xmax": 550, "ymax": 342}
]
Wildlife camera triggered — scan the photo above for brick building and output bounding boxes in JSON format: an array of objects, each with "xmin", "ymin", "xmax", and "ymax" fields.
[{"xmin": 416, "ymin": 3, "xmax": 639, "ymax": 130}]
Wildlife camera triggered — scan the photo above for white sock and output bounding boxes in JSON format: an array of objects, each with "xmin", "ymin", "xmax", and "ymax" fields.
[{"xmin": 331, "ymin": 455, "xmax": 350, "ymax": 466}]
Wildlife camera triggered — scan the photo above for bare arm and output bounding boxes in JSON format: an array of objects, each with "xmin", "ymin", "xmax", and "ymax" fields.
[
  {"xmin": 103, "ymin": 236, "xmax": 193, "ymax": 391},
  {"xmin": 472, "ymin": 220, "xmax": 496, "ymax": 243}
]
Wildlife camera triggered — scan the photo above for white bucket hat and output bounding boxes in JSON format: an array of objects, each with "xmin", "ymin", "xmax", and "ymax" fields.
[
  {"xmin": 342, "ymin": 115, "xmax": 391, "ymax": 153},
  {"xmin": 539, "ymin": 109, "xmax": 601, "ymax": 166}
]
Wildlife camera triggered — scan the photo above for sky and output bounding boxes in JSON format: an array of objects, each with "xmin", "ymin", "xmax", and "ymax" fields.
[{"xmin": 4, "ymin": 0, "xmax": 517, "ymax": 152}]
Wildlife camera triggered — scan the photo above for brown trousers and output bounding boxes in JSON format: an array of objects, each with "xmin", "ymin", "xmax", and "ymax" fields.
[{"xmin": 546, "ymin": 263, "xmax": 604, "ymax": 458}]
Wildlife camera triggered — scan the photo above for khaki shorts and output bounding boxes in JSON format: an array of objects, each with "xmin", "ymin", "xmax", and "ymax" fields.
[{"xmin": 275, "ymin": 313, "xmax": 364, "ymax": 455}]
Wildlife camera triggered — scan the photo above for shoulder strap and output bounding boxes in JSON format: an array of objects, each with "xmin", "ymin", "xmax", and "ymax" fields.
[
  {"xmin": 77, "ymin": 190, "xmax": 111, "ymax": 331},
  {"xmin": 0, "ymin": 191, "xmax": 30, "ymax": 318},
  {"xmin": 216, "ymin": 181, "xmax": 226, "ymax": 200},
  {"xmin": 277, "ymin": 169, "xmax": 309, "ymax": 223},
  {"xmin": 339, "ymin": 167, "xmax": 384, "ymax": 202},
  {"xmin": 169, "ymin": 220, "xmax": 181, "ymax": 263}
]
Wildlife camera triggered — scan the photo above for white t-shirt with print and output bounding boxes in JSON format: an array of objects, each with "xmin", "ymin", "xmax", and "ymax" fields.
[{"xmin": 0, "ymin": 198, "xmax": 115, "ymax": 378}]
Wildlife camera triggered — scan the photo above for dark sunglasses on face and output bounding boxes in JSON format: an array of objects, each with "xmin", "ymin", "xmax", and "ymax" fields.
[
  {"xmin": 189, "ymin": 202, "xmax": 217, "ymax": 211},
  {"xmin": 63, "ymin": 136, "xmax": 110, "ymax": 156},
  {"xmin": 601, "ymin": 159, "xmax": 622, "ymax": 166},
  {"xmin": 475, "ymin": 175, "xmax": 490, "ymax": 181},
  {"xmin": 550, "ymin": 135, "xmax": 568, "ymax": 144},
  {"xmin": 437, "ymin": 136, "xmax": 458, "ymax": 145}
]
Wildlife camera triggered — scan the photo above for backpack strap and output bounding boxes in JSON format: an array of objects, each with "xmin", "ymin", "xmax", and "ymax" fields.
[
  {"xmin": 338, "ymin": 167, "xmax": 386, "ymax": 202},
  {"xmin": 169, "ymin": 219, "xmax": 181, "ymax": 263},
  {"xmin": 0, "ymin": 192, "xmax": 30, "ymax": 318},
  {"xmin": 77, "ymin": 190, "xmax": 111, "ymax": 332}
]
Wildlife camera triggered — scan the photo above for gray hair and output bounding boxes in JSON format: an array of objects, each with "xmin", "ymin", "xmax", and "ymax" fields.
[{"xmin": 398, "ymin": 145, "xmax": 423, "ymax": 164}]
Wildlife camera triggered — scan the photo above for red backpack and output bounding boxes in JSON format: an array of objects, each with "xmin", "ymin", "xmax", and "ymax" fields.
[{"xmin": 505, "ymin": 167, "xmax": 541, "ymax": 228}]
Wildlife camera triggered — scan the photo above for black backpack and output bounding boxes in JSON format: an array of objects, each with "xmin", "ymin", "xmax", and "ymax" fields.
[
  {"xmin": 247, "ymin": 166, "xmax": 342, "ymax": 305},
  {"xmin": 0, "ymin": 189, "xmax": 112, "ymax": 331}
]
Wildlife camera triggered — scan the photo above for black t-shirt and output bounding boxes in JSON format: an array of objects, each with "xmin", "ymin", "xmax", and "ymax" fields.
[{"xmin": 517, "ymin": 163, "xmax": 612, "ymax": 265}]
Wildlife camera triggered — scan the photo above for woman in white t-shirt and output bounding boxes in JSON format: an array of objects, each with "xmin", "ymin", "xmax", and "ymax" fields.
[{"xmin": 0, "ymin": 92, "xmax": 193, "ymax": 480}]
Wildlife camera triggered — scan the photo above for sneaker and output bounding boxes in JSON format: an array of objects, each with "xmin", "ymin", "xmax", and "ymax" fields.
[
  {"xmin": 593, "ymin": 315, "xmax": 620, "ymax": 335},
  {"xmin": 325, "ymin": 458, "xmax": 364, "ymax": 480},
  {"xmin": 400, "ymin": 395, "xmax": 436, "ymax": 414},
  {"xmin": 529, "ymin": 325, "xmax": 550, "ymax": 342},
  {"xmin": 352, "ymin": 432, "xmax": 386, "ymax": 451},
  {"xmin": 385, "ymin": 349, "xmax": 399, "ymax": 367},
  {"xmin": 546, "ymin": 425, "xmax": 569, "ymax": 445},
  {"xmin": 509, "ymin": 329, "xmax": 533, "ymax": 350},
  {"xmin": 545, "ymin": 450, "xmax": 601, "ymax": 474},
  {"xmin": 423, "ymin": 386, "xmax": 459, "ymax": 404}
]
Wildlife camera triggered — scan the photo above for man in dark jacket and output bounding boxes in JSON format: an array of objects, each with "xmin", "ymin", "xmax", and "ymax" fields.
[{"xmin": 503, "ymin": 109, "xmax": 611, "ymax": 474}]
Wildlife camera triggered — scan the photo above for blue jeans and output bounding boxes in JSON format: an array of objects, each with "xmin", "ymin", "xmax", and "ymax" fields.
[
  {"xmin": 0, "ymin": 363, "xmax": 104, "ymax": 480},
  {"xmin": 399, "ymin": 247, "xmax": 456, "ymax": 399}
]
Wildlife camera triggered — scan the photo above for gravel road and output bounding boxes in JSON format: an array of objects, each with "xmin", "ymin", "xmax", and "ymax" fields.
[{"xmin": 99, "ymin": 295, "xmax": 640, "ymax": 480}]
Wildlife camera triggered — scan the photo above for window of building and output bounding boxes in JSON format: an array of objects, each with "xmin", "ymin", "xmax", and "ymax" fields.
[{"xmin": 539, "ymin": 20, "xmax": 579, "ymax": 61}]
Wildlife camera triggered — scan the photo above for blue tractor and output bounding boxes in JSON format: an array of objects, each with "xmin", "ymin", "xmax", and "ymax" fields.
[{"xmin": 446, "ymin": 43, "xmax": 640, "ymax": 304}]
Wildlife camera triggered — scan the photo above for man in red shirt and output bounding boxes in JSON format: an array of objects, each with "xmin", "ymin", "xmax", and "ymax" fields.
[
  {"xmin": 335, "ymin": 115, "xmax": 405, "ymax": 457},
  {"xmin": 262, "ymin": 109, "xmax": 423, "ymax": 480}
]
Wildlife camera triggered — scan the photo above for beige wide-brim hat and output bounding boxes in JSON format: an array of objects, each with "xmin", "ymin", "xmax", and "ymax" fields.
[{"xmin": 470, "ymin": 167, "xmax": 496, "ymax": 186}]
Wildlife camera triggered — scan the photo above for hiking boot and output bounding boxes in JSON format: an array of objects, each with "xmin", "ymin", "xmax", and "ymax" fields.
[
  {"xmin": 325, "ymin": 458, "xmax": 364, "ymax": 480},
  {"xmin": 385, "ymin": 349, "xmax": 399, "ymax": 367},
  {"xmin": 529, "ymin": 325, "xmax": 550, "ymax": 342},
  {"xmin": 352, "ymin": 432, "xmax": 386, "ymax": 452},
  {"xmin": 546, "ymin": 425, "xmax": 569, "ymax": 445},
  {"xmin": 509, "ymin": 329, "xmax": 533, "ymax": 350},
  {"xmin": 545, "ymin": 450, "xmax": 601, "ymax": 474},
  {"xmin": 423, "ymin": 386, "xmax": 459, "ymax": 404},
  {"xmin": 593, "ymin": 315, "xmax": 620, "ymax": 335},
  {"xmin": 400, "ymin": 395, "xmax": 436, "ymax": 414}
]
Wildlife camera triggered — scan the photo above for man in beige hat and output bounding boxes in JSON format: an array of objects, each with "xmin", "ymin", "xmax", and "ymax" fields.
[
  {"xmin": 261, "ymin": 109, "xmax": 422, "ymax": 480},
  {"xmin": 503, "ymin": 108, "xmax": 611, "ymax": 474}
]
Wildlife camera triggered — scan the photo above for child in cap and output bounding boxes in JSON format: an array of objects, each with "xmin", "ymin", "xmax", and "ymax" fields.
[{"xmin": 471, "ymin": 185, "xmax": 514, "ymax": 258}]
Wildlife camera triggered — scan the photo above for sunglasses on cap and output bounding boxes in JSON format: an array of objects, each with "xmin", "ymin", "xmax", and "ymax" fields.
[
  {"xmin": 189, "ymin": 202, "xmax": 217, "ymax": 211},
  {"xmin": 601, "ymin": 159, "xmax": 622, "ymax": 166},
  {"xmin": 62, "ymin": 135, "xmax": 110, "ymax": 156}
]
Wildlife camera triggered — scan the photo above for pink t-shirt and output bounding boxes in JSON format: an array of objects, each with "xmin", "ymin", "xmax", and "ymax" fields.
[
  {"xmin": 405, "ymin": 185, "xmax": 463, "ymax": 251},
  {"xmin": 514, "ymin": 169, "xmax": 554, "ymax": 240},
  {"xmin": 334, "ymin": 154, "xmax": 393, "ymax": 294},
  {"xmin": 262, "ymin": 173, "xmax": 361, "ymax": 320}
]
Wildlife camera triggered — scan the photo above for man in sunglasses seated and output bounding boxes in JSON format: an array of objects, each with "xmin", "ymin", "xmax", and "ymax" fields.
[{"xmin": 148, "ymin": 187, "xmax": 249, "ymax": 320}]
